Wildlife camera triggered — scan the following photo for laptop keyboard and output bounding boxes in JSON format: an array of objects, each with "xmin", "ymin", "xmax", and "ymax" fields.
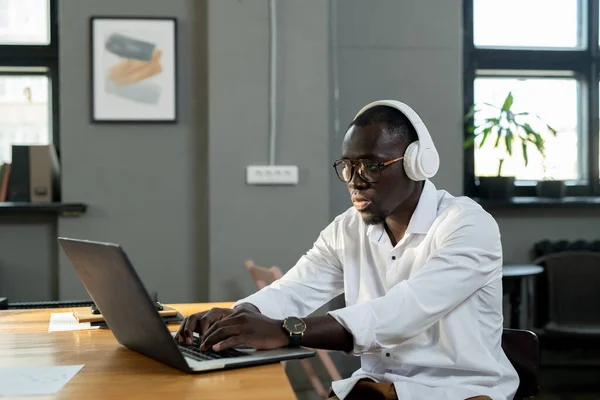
[{"xmin": 177, "ymin": 337, "xmax": 248, "ymax": 361}]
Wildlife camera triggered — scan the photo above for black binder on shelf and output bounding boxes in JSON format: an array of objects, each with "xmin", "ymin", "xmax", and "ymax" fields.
[
  {"xmin": 8, "ymin": 145, "xmax": 30, "ymax": 202},
  {"xmin": 7, "ymin": 145, "xmax": 60, "ymax": 202}
]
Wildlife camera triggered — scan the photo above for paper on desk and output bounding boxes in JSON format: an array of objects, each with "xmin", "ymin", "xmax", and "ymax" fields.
[
  {"xmin": 48, "ymin": 312, "xmax": 100, "ymax": 332},
  {"xmin": 0, "ymin": 365, "xmax": 84, "ymax": 396}
]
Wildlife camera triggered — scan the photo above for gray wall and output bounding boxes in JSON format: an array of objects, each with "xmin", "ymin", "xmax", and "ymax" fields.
[
  {"xmin": 330, "ymin": 0, "xmax": 464, "ymax": 218},
  {"xmin": 496, "ymin": 210, "xmax": 600, "ymax": 263},
  {"xmin": 207, "ymin": 0, "xmax": 330, "ymax": 301},
  {"xmin": 0, "ymin": 214, "xmax": 57, "ymax": 301},
  {"xmin": 57, "ymin": 0, "xmax": 209, "ymax": 302},
  {"xmin": 57, "ymin": 0, "xmax": 330, "ymax": 303},
  {"xmin": 1, "ymin": 0, "xmax": 331, "ymax": 304}
]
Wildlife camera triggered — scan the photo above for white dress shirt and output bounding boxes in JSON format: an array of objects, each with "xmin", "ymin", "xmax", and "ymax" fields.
[{"xmin": 235, "ymin": 180, "xmax": 519, "ymax": 400}]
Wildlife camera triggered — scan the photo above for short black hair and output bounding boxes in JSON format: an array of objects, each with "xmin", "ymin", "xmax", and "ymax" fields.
[{"xmin": 350, "ymin": 105, "xmax": 419, "ymax": 145}]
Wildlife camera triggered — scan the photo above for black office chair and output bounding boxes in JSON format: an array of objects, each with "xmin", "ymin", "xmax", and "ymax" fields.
[
  {"xmin": 533, "ymin": 251, "xmax": 600, "ymax": 338},
  {"xmin": 502, "ymin": 328, "xmax": 540, "ymax": 400}
]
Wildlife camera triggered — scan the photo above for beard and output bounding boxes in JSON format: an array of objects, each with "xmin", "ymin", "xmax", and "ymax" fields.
[{"xmin": 360, "ymin": 212, "xmax": 386, "ymax": 225}]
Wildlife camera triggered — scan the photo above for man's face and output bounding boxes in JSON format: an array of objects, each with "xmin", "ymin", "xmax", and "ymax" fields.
[{"xmin": 341, "ymin": 123, "xmax": 417, "ymax": 225}]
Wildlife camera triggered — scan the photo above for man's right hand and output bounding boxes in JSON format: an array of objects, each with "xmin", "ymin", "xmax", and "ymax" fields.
[{"xmin": 174, "ymin": 303, "xmax": 259, "ymax": 346}]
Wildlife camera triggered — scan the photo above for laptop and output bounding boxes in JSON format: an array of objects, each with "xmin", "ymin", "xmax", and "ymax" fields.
[{"xmin": 58, "ymin": 237, "xmax": 315, "ymax": 373}]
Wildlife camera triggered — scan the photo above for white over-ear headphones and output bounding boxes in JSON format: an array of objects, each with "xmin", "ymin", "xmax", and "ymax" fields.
[{"xmin": 353, "ymin": 100, "xmax": 440, "ymax": 181}]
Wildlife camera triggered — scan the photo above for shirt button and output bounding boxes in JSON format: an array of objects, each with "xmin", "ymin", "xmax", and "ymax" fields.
[
  {"xmin": 386, "ymin": 352, "xmax": 391, "ymax": 357},
  {"xmin": 391, "ymin": 256, "xmax": 396, "ymax": 260}
]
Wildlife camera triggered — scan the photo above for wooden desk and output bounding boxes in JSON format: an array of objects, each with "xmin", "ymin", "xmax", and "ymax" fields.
[{"xmin": 0, "ymin": 303, "xmax": 297, "ymax": 400}]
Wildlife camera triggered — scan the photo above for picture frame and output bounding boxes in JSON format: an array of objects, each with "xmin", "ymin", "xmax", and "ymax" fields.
[{"xmin": 90, "ymin": 17, "xmax": 177, "ymax": 123}]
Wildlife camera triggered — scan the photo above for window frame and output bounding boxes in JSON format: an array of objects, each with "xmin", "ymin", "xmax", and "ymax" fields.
[
  {"xmin": 0, "ymin": 0, "xmax": 59, "ymax": 158},
  {"xmin": 463, "ymin": 0, "xmax": 600, "ymax": 198}
]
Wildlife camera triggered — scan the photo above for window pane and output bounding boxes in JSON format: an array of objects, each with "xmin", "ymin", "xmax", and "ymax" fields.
[
  {"xmin": 474, "ymin": 0, "xmax": 580, "ymax": 49},
  {"xmin": 0, "ymin": 0, "xmax": 50, "ymax": 45},
  {"xmin": 473, "ymin": 77, "xmax": 579, "ymax": 181},
  {"xmin": 0, "ymin": 75, "xmax": 50, "ymax": 163}
]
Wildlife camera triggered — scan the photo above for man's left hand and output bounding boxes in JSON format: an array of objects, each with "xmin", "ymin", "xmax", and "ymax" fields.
[{"xmin": 200, "ymin": 309, "xmax": 289, "ymax": 352}]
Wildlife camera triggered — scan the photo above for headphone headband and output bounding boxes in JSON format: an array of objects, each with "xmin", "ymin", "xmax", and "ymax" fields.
[
  {"xmin": 353, "ymin": 100, "xmax": 440, "ymax": 180},
  {"xmin": 353, "ymin": 100, "xmax": 436, "ymax": 150}
]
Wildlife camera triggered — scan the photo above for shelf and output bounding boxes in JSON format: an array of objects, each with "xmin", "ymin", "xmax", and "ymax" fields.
[
  {"xmin": 0, "ymin": 202, "xmax": 87, "ymax": 217},
  {"xmin": 474, "ymin": 196, "xmax": 600, "ymax": 210}
]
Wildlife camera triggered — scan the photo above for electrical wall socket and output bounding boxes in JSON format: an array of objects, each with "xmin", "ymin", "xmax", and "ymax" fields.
[{"xmin": 246, "ymin": 165, "xmax": 299, "ymax": 185}]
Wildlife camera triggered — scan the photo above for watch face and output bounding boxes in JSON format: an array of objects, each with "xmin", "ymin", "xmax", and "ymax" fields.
[{"xmin": 284, "ymin": 317, "xmax": 306, "ymax": 334}]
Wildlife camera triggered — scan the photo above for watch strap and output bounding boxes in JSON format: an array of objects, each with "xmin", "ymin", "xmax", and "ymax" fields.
[{"xmin": 288, "ymin": 332, "xmax": 303, "ymax": 347}]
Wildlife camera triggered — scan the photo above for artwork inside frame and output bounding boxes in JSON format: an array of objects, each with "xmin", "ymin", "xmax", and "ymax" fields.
[{"xmin": 90, "ymin": 17, "xmax": 177, "ymax": 123}]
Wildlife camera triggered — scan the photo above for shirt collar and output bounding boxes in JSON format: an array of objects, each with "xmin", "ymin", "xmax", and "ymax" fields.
[
  {"xmin": 366, "ymin": 179, "xmax": 439, "ymax": 243},
  {"xmin": 406, "ymin": 179, "xmax": 439, "ymax": 234}
]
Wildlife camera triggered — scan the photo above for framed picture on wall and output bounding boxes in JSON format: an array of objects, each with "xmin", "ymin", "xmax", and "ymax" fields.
[{"xmin": 90, "ymin": 17, "xmax": 177, "ymax": 123}]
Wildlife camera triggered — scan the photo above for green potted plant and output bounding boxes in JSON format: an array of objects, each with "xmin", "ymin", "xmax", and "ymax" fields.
[{"xmin": 464, "ymin": 91, "xmax": 557, "ymax": 199}]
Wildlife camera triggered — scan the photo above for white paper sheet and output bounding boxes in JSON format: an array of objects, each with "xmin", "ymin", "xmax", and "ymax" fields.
[
  {"xmin": 0, "ymin": 365, "xmax": 84, "ymax": 396},
  {"xmin": 48, "ymin": 312, "xmax": 100, "ymax": 332}
]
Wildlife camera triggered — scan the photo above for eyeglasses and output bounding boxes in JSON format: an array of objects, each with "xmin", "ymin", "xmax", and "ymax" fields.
[{"xmin": 332, "ymin": 156, "xmax": 404, "ymax": 183}]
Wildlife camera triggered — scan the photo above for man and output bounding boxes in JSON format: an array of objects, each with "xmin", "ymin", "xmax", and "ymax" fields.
[{"xmin": 175, "ymin": 100, "xmax": 519, "ymax": 400}]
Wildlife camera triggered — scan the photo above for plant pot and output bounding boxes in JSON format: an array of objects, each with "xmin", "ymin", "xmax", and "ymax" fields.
[
  {"xmin": 536, "ymin": 180, "xmax": 566, "ymax": 198},
  {"xmin": 477, "ymin": 176, "xmax": 515, "ymax": 200}
]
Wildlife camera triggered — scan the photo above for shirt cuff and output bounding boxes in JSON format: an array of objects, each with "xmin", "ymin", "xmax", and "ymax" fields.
[
  {"xmin": 233, "ymin": 291, "xmax": 284, "ymax": 320},
  {"xmin": 327, "ymin": 302, "xmax": 378, "ymax": 355}
]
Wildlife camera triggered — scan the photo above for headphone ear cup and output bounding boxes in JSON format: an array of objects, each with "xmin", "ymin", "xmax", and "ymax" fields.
[
  {"xmin": 419, "ymin": 147, "xmax": 440, "ymax": 179},
  {"xmin": 403, "ymin": 141, "xmax": 421, "ymax": 181}
]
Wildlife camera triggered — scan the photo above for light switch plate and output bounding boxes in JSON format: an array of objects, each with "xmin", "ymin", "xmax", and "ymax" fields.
[{"xmin": 246, "ymin": 165, "xmax": 299, "ymax": 185}]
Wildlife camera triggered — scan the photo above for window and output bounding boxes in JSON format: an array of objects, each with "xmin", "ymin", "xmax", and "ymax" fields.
[
  {"xmin": 0, "ymin": 0, "xmax": 50, "ymax": 45},
  {"xmin": 0, "ymin": 0, "xmax": 57, "ymax": 165},
  {"xmin": 473, "ymin": 0, "xmax": 581, "ymax": 49},
  {"xmin": 474, "ymin": 75, "xmax": 580, "ymax": 181},
  {"xmin": 0, "ymin": 74, "xmax": 49, "ymax": 162},
  {"xmin": 464, "ymin": 0, "xmax": 600, "ymax": 198}
]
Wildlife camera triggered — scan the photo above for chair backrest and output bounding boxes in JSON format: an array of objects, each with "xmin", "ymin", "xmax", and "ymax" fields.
[
  {"xmin": 533, "ymin": 251, "xmax": 600, "ymax": 327},
  {"xmin": 502, "ymin": 328, "xmax": 539, "ymax": 399},
  {"xmin": 244, "ymin": 260, "xmax": 283, "ymax": 290}
]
